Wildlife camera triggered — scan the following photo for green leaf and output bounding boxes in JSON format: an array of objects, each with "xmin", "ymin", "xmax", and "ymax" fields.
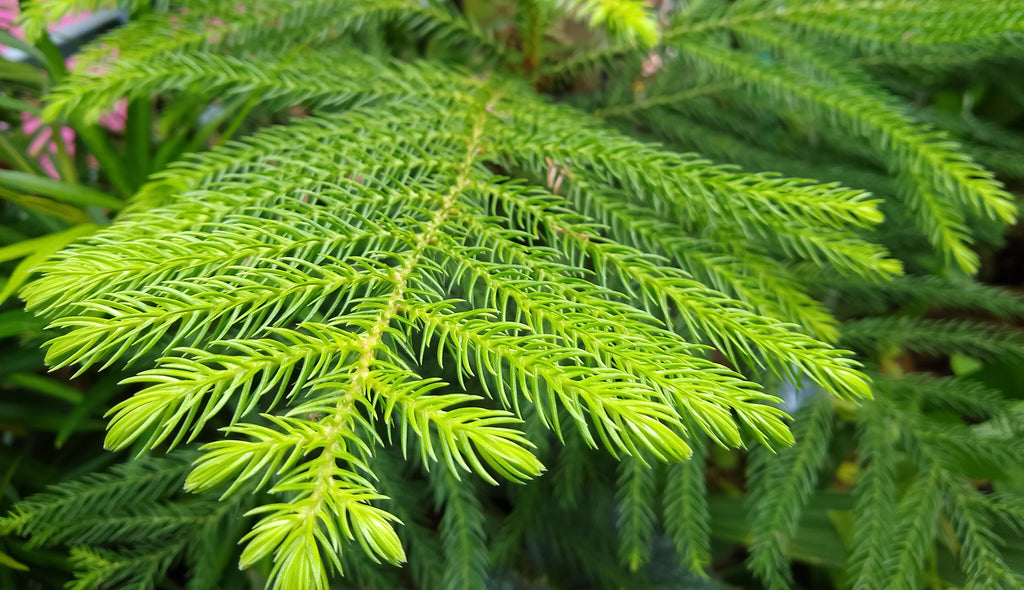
[
  {"xmin": 0, "ymin": 31, "xmax": 48, "ymax": 65},
  {"xmin": 0, "ymin": 60, "xmax": 45, "ymax": 85},
  {"xmin": 0, "ymin": 550, "xmax": 28, "ymax": 571},
  {"xmin": 0, "ymin": 224, "xmax": 98, "ymax": 304},
  {"xmin": 3, "ymin": 373, "xmax": 83, "ymax": 404},
  {"xmin": 0, "ymin": 171, "xmax": 122, "ymax": 210},
  {"xmin": 0, "ymin": 95, "xmax": 41, "ymax": 115}
]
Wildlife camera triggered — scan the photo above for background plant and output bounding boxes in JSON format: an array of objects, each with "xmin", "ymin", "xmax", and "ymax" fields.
[{"xmin": 0, "ymin": 1, "xmax": 1023, "ymax": 589}]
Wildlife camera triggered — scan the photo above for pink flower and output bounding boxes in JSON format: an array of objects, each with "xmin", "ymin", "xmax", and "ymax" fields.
[
  {"xmin": 0, "ymin": 0, "xmax": 95, "ymax": 45},
  {"xmin": 20, "ymin": 112, "xmax": 76, "ymax": 178},
  {"xmin": 1, "ymin": 1, "xmax": 128, "ymax": 178},
  {"xmin": 0, "ymin": 2, "xmax": 15, "ymax": 32}
]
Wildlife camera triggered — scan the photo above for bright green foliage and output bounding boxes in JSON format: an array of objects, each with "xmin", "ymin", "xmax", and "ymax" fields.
[
  {"xmin": 595, "ymin": 0, "xmax": 1022, "ymax": 275},
  {"xmin": 3, "ymin": 1, "xmax": 1024, "ymax": 589},
  {"xmin": 546, "ymin": 0, "xmax": 660, "ymax": 47},
  {"xmin": 23, "ymin": 78, "xmax": 855, "ymax": 586},
  {"xmin": 21, "ymin": 49, "xmax": 846, "ymax": 590}
]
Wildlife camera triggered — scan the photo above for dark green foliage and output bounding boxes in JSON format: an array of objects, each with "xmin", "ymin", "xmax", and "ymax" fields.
[
  {"xmin": 663, "ymin": 438, "xmax": 710, "ymax": 575},
  {"xmin": 747, "ymin": 394, "xmax": 834, "ymax": 590},
  {"xmin": 615, "ymin": 456, "xmax": 657, "ymax": 570},
  {"xmin": 841, "ymin": 317, "xmax": 1024, "ymax": 360},
  {"xmin": 0, "ymin": 453, "xmax": 255, "ymax": 590},
  {"xmin": 433, "ymin": 467, "xmax": 488, "ymax": 589}
]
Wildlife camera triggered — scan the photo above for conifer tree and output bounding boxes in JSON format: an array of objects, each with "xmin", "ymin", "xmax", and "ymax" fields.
[{"xmin": 3, "ymin": 1, "xmax": 1024, "ymax": 588}]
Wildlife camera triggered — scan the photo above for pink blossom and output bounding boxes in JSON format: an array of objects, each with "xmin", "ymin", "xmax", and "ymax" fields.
[
  {"xmin": 0, "ymin": 1, "xmax": 15, "ymax": 33},
  {"xmin": 0, "ymin": 0, "xmax": 95, "ymax": 46},
  {"xmin": 20, "ymin": 112, "xmax": 76, "ymax": 177},
  {"xmin": 1, "ymin": 1, "xmax": 128, "ymax": 178}
]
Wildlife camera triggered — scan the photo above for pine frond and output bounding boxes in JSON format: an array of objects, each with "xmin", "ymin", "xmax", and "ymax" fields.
[
  {"xmin": 871, "ymin": 372, "xmax": 1008, "ymax": 422},
  {"xmin": 238, "ymin": 471, "xmax": 405, "ymax": 590},
  {"xmin": 884, "ymin": 465, "xmax": 942, "ymax": 590},
  {"xmin": 830, "ymin": 275, "xmax": 1024, "ymax": 320},
  {"xmin": 431, "ymin": 467, "xmax": 488, "ymax": 590},
  {"xmin": 0, "ymin": 453, "xmax": 193, "ymax": 544},
  {"xmin": 15, "ymin": 1, "xmax": 1024, "ymax": 587},
  {"xmin": 614, "ymin": 456, "xmax": 656, "ymax": 571},
  {"xmin": 746, "ymin": 393, "xmax": 834, "ymax": 590},
  {"xmin": 841, "ymin": 317, "xmax": 1024, "ymax": 360},
  {"xmin": 844, "ymin": 403, "xmax": 899, "ymax": 590},
  {"xmin": 404, "ymin": 300, "xmax": 700, "ymax": 460},
  {"xmin": 23, "ymin": 501, "xmax": 217, "ymax": 548},
  {"xmin": 546, "ymin": 0, "xmax": 660, "ymax": 47},
  {"xmin": 38, "ymin": 41, "xmax": 899, "ymax": 362},
  {"xmin": 841, "ymin": 374, "xmax": 1024, "ymax": 590},
  {"xmin": 512, "ymin": 160, "xmax": 898, "ymax": 286},
  {"xmin": 665, "ymin": 0, "xmax": 1024, "ymax": 61},
  {"xmin": 16, "ymin": 31, "xmax": 894, "ymax": 577},
  {"xmin": 65, "ymin": 543, "xmax": 185, "ymax": 590},
  {"xmin": 497, "ymin": 98, "xmax": 893, "ymax": 249},
  {"xmin": 771, "ymin": 2, "xmax": 1024, "ymax": 61},
  {"xmin": 67, "ymin": 0, "xmax": 502, "ymax": 72},
  {"xmin": 491, "ymin": 116, "xmax": 877, "ymax": 399},
  {"xmin": 0, "ymin": 451, "xmax": 251, "ymax": 590},
  {"xmin": 26, "ymin": 91, "xmax": 874, "ymax": 468},
  {"xmin": 42, "ymin": 50, "xmax": 475, "ymax": 124},
  {"xmin": 669, "ymin": 30, "xmax": 1016, "ymax": 272},
  {"xmin": 663, "ymin": 438, "xmax": 711, "ymax": 575},
  {"xmin": 104, "ymin": 325, "xmax": 383, "ymax": 449},
  {"xmin": 570, "ymin": 182, "xmax": 841, "ymax": 340},
  {"xmin": 382, "ymin": 371, "xmax": 543, "ymax": 485},
  {"xmin": 945, "ymin": 482, "xmax": 1024, "ymax": 589}
]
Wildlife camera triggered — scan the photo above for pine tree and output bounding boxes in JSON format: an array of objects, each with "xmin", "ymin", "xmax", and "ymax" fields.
[{"xmin": 3, "ymin": 1, "xmax": 1024, "ymax": 588}]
